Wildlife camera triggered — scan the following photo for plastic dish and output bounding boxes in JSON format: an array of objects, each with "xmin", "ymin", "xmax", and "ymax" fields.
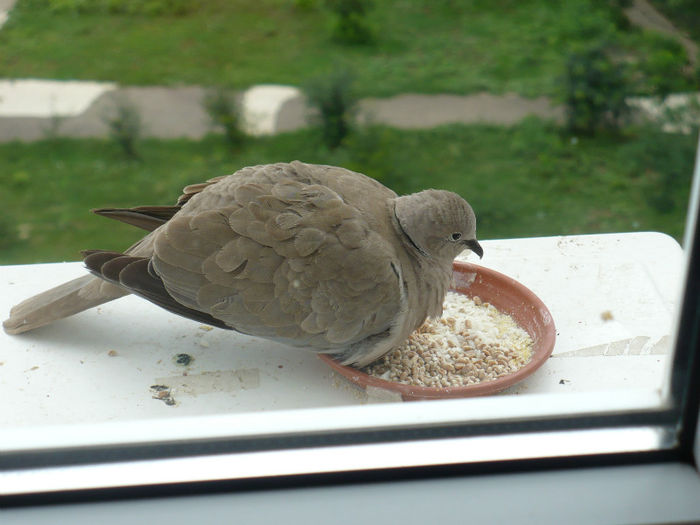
[{"xmin": 319, "ymin": 260, "xmax": 556, "ymax": 400}]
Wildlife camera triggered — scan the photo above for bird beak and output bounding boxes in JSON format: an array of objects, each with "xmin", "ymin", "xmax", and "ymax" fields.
[{"xmin": 465, "ymin": 239, "xmax": 483, "ymax": 259}]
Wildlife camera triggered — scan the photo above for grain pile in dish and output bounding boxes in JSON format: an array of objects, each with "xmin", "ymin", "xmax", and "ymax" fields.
[{"xmin": 363, "ymin": 292, "xmax": 534, "ymax": 387}]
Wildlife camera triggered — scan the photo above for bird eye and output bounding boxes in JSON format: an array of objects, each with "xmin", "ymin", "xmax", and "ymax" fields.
[{"xmin": 450, "ymin": 232, "xmax": 462, "ymax": 241}]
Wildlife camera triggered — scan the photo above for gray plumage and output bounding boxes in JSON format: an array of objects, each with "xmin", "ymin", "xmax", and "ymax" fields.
[{"xmin": 3, "ymin": 161, "xmax": 482, "ymax": 366}]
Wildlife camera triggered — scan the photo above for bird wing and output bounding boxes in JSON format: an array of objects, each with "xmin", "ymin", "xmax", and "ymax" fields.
[
  {"xmin": 83, "ymin": 251, "xmax": 232, "ymax": 329},
  {"xmin": 90, "ymin": 174, "xmax": 230, "ymax": 232},
  {"xmin": 88, "ymin": 165, "xmax": 404, "ymax": 352}
]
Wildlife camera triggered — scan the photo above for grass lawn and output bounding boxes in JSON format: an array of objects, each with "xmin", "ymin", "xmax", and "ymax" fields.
[
  {"xmin": 1, "ymin": 120, "xmax": 695, "ymax": 264},
  {"xmin": 0, "ymin": 0, "xmax": 693, "ymax": 97}
]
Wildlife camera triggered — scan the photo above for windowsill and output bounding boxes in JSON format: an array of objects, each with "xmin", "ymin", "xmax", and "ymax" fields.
[{"xmin": 0, "ymin": 232, "xmax": 684, "ymax": 453}]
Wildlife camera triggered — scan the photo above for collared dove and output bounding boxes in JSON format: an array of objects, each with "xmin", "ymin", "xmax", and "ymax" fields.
[{"xmin": 3, "ymin": 161, "xmax": 482, "ymax": 366}]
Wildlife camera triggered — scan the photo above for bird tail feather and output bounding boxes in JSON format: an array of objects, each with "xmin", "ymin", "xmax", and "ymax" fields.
[{"xmin": 3, "ymin": 275, "xmax": 128, "ymax": 335}]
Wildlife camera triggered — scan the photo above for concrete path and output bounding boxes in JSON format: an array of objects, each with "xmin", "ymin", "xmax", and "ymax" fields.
[
  {"xmin": 266, "ymin": 90, "xmax": 565, "ymax": 135},
  {"xmin": 0, "ymin": 82, "xmax": 296, "ymax": 141},
  {"xmin": 357, "ymin": 93, "xmax": 561, "ymax": 128},
  {"xmin": 0, "ymin": 80, "xmax": 565, "ymax": 142}
]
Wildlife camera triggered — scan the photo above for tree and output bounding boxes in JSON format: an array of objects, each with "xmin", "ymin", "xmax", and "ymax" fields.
[{"xmin": 563, "ymin": 43, "xmax": 631, "ymax": 134}]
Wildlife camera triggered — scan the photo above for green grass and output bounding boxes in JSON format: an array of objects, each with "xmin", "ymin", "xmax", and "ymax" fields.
[
  {"xmin": 1, "ymin": 120, "xmax": 694, "ymax": 264},
  {"xmin": 0, "ymin": 0, "xmax": 693, "ymax": 97}
]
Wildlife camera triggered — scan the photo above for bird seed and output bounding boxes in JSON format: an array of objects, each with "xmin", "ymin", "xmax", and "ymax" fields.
[{"xmin": 363, "ymin": 292, "xmax": 534, "ymax": 388}]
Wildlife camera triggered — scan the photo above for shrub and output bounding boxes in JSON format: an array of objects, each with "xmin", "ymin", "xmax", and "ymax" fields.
[
  {"xmin": 640, "ymin": 36, "xmax": 691, "ymax": 99},
  {"xmin": 203, "ymin": 88, "xmax": 246, "ymax": 151},
  {"xmin": 304, "ymin": 69, "xmax": 358, "ymax": 149},
  {"xmin": 563, "ymin": 42, "xmax": 632, "ymax": 134},
  {"xmin": 325, "ymin": 0, "xmax": 374, "ymax": 45},
  {"xmin": 102, "ymin": 94, "xmax": 142, "ymax": 160}
]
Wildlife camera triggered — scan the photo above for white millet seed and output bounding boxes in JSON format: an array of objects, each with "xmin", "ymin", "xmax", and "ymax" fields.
[{"xmin": 363, "ymin": 291, "xmax": 534, "ymax": 388}]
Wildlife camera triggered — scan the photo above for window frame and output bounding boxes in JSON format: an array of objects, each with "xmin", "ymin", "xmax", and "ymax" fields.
[{"xmin": 2, "ymin": 139, "xmax": 699, "ymax": 507}]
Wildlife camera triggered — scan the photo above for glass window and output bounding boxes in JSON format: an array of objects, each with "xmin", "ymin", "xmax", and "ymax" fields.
[{"xmin": 1, "ymin": 1, "xmax": 699, "ymax": 500}]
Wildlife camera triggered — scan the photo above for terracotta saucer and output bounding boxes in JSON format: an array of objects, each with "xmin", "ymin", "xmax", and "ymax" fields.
[{"xmin": 319, "ymin": 260, "xmax": 556, "ymax": 400}]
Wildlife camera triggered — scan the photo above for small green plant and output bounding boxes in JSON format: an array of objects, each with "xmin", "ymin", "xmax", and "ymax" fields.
[
  {"xmin": 40, "ymin": 98, "xmax": 66, "ymax": 140},
  {"xmin": 42, "ymin": 113, "xmax": 66, "ymax": 141},
  {"xmin": 640, "ymin": 36, "xmax": 691, "ymax": 99},
  {"xmin": 563, "ymin": 42, "xmax": 631, "ymax": 134},
  {"xmin": 305, "ymin": 69, "xmax": 358, "ymax": 149},
  {"xmin": 325, "ymin": 0, "xmax": 374, "ymax": 45},
  {"xmin": 103, "ymin": 95, "xmax": 142, "ymax": 160},
  {"xmin": 203, "ymin": 88, "xmax": 246, "ymax": 151}
]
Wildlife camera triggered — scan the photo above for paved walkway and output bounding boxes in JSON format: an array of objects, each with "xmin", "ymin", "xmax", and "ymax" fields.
[
  {"xmin": 0, "ymin": 81, "xmax": 567, "ymax": 142},
  {"xmin": 0, "ymin": 0, "xmax": 696, "ymax": 142}
]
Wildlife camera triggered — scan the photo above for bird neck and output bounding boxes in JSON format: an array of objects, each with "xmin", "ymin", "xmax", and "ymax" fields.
[
  {"xmin": 389, "ymin": 198, "xmax": 452, "ymax": 327},
  {"xmin": 418, "ymin": 259, "xmax": 452, "ymax": 319},
  {"xmin": 392, "ymin": 198, "xmax": 429, "ymax": 258}
]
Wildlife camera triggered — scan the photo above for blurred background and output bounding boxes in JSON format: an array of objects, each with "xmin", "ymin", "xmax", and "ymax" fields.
[{"xmin": 0, "ymin": 0, "xmax": 698, "ymax": 263}]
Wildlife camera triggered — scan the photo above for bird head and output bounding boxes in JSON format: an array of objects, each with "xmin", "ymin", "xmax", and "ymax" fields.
[{"xmin": 394, "ymin": 189, "xmax": 483, "ymax": 263}]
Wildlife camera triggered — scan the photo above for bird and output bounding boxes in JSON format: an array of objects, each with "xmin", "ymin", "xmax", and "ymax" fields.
[{"xmin": 3, "ymin": 161, "xmax": 482, "ymax": 367}]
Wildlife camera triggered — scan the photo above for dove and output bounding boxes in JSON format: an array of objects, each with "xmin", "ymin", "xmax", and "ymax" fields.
[{"xmin": 3, "ymin": 161, "xmax": 482, "ymax": 366}]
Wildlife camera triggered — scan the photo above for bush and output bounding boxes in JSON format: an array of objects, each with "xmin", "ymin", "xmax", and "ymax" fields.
[
  {"xmin": 102, "ymin": 95, "xmax": 142, "ymax": 160},
  {"xmin": 203, "ymin": 88, "xmax": 246, "ymax": 151},
  {"xmin": 305, "ymin": 69, "xmax": 358, "ymax": 149},
  {"xmin": 325, "ymin": 0, "xmax": 374, "ymax": 45},
  {"xmin": 640, "ymin": 36, "xmax": 691, "ymax": 99},
  {"xmin": 563, "ymin": 42, "xmax": 632, "ymax": 134}
]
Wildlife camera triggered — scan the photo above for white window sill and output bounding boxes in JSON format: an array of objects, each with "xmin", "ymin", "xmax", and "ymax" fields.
[
  {"xmin": 0, "ymin": 232, "xmax": 684, "ymax": 453},
  {"xmin": 0, "ymin": 231, "xmax": 690, "ymax": 497}
]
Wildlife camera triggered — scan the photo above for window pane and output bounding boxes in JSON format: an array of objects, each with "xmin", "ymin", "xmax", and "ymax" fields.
[{"xmin": 0, "ymin": 1, "xmax": 698, "ymax": 479}]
